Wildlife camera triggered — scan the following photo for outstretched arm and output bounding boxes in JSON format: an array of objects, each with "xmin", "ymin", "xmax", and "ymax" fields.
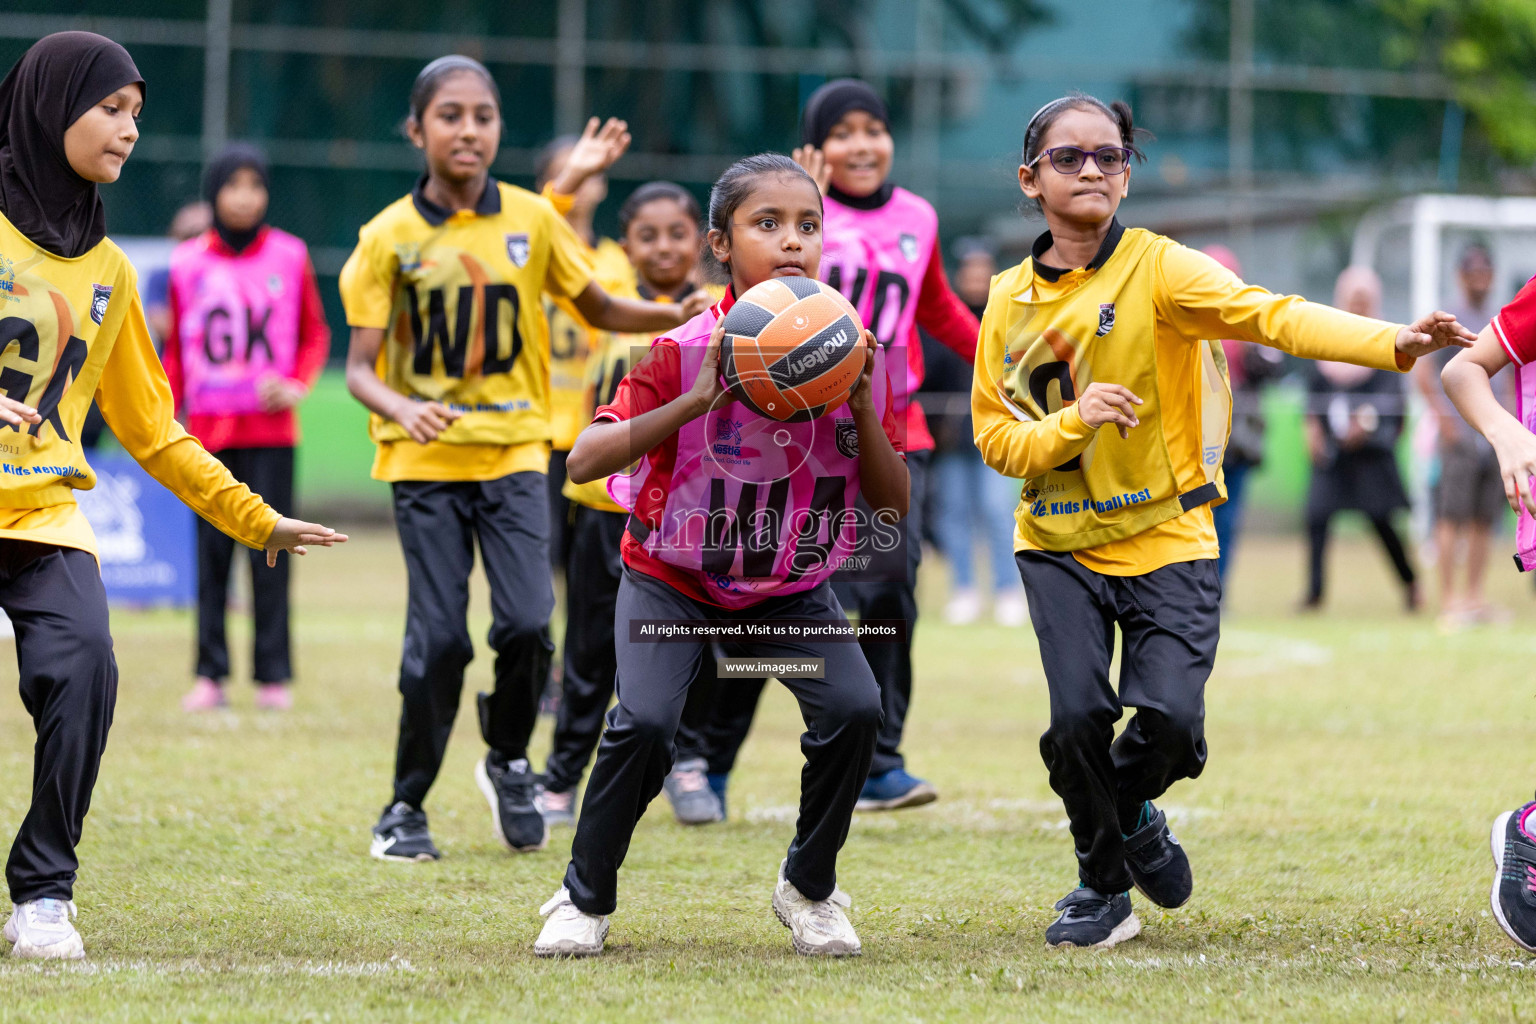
[{"xmin": 570, "ymin": 280, "xmax": 711, "ymax": 335}]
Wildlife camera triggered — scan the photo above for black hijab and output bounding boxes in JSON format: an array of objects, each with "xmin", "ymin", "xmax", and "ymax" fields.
[
  {"xmin": 0, "ymin": 32, "xmax": 144, "ymax": 258},
  {"xmin": 203, "ymin": 143, "xmax": 269, "ymax": 254},
  {"xmin": 799, "ymin": 78, "xmax": 895, "ymax": 210}
]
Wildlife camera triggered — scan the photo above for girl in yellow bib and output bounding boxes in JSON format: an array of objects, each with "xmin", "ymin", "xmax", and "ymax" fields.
[
  {"xmin": 340, "ymin": 56, "xmax": 705, "ymax": 863},
  {"xmin": 0, "ymin": 32, "xmax": 343, "ymax": 960},
  {"xmin": 972, "ymin": 93, "xmax": 1474, "ymax": 949}
]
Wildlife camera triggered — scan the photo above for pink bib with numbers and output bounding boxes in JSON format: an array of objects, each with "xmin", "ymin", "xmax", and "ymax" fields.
[{"xmin": 608, "ymin": 306, "xmax": 891, "ymax": 609}]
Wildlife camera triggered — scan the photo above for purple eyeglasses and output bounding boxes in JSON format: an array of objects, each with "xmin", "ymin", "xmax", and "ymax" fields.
[{"xmin": 1027, "ymin": 146, "xmax": 1132, "ymax": 176}]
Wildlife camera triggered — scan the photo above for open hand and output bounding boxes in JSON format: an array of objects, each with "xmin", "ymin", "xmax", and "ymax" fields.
[
  {"xmin": 791, "ymin": 145, "xmax": 830, "ymax": 196},
  {"xmin": 1396, "ymin": 311, "xmax": 1477, "ymax": 360},
  {"xmin": 1076, "ymin": 382, "xmax": 1142, "ymax": 439},
  {"xmin": 263, "ymin": 516, "xmax": 347, "ymax": 567},
  {"xmin": 551, "ymin": 116, "xmax": 631, "ymax": 195},
  {"xmin": 1490, "ymin": 421, "xmax": 1536, "ymax": 516},
  {"xmin": 256, "ymin": 376, "xmax": 306, "ymax": 412}
]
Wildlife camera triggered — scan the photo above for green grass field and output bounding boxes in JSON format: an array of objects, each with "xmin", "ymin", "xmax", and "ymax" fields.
[{"xmin": 0, "ymin": 529, "xmax": 1533, "ymax": 1022}]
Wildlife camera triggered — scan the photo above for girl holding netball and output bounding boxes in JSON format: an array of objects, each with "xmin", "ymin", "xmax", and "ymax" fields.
[
  {"xmin": 698, "ymin": 79, "xmax": 979, "ymax": 814},
  {"xmin": 339, "ymin": 55, "xmax": 703, "ymax": 863},
  {"xmin": 534, "ymin": 154, "xmax": 906, "ymax": 958},
  {"xmin": 538, "ymin": 180, "xmax": 726, "ymax": 829},
  {"xmin": 0, "ymin": 32, "xmax": 343, "ymax": 959},
  {"xmin": 973, "ymin": 93, "xmax": 1473, "ymax": 948}
]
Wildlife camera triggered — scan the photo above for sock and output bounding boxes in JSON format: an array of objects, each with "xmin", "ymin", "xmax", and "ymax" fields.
[{"xmin": 1120, "ymin": 800, "xmax": 1153, "ymax": 838}]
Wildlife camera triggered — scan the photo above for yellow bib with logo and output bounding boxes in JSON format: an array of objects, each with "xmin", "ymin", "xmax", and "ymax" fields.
[{"xmin": 993, "ymin": 229, "xmax": 1231, "ymax": 551}]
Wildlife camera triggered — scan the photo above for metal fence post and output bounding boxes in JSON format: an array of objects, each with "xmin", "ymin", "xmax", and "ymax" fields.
[{"xmin": 202, "ymin": 0, "xmax": 232, "ymax": 160}]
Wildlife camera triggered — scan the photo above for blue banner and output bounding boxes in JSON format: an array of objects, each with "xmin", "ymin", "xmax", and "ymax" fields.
[{"xmin": 75, "ymin": 454, "xmax": 196, "ymax": 607}]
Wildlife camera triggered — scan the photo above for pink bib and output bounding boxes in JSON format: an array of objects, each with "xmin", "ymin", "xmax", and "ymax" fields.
[
  {"xmin": 169, "ymin": 229, "xmax": 308, "ymax": 416},
  {"xmin": 608, "ymin": 307, "xmax": 891, "ymax": 608},
  {"xmin": 819, "ymin": 188, "xmax": 937, "ymax": 413},
  {"xmin": 1515, "ymin": 361, "xmax": 1536, "ymax": 571}
]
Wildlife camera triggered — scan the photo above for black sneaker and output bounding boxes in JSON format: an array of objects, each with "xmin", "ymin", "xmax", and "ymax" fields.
[
  {"xmin": 1124, "ymin": 803, "xmax": 1193, "ymax": 908},
  {"xmin": 370, "ymin": 801, "xmax": 440, "ymax": 862},
  {"xmin": 475, "ymin": 754, "xmax": 547, "ymax": 852},
  {"xmin": 1044, "ymin": 887, "xmax": 1141, "ymax": 949},
  {"xmin": 1490, "ymin": 800, "xmax": 1536, "ymax": 951}
]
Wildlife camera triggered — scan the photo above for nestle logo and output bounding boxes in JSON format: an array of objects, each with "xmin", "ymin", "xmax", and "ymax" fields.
[{"xmin": 713, "ymin": 444, "xmax": 742, "ymax": 457}]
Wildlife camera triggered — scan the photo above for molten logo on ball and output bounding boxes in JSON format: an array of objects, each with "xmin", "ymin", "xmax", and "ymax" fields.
[{"xmin": 719, "ymin": 277, "xmax": 865, "ymax": 423}]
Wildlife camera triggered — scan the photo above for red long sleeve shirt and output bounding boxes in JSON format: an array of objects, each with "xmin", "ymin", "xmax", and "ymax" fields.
[{"xmin": 906, "ymin": 237, "xmax": 981, "ymax": 451}]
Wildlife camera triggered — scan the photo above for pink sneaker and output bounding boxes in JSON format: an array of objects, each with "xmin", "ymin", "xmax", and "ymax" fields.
[
  {"xmin": 182, "ymin": 677, "xmax": 227, "ymax": 712},
  {"xmin": 255, "ymin": 683, "xmax": 292, "ymax": 711}
]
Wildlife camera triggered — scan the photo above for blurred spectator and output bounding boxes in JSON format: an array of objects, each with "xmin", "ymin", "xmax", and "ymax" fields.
[
  {"xmin": 144, "ymin": 200, "xmax": 213, "ymax": 345},
  {"xmin": 1302, "ymin": 266, "xmax": 1419, "ymax": 612},
  {"xmin": 1203, "ymin": 245, "xmax": 1284, "ymax": 592},
  {"xmin": 1413, "ymin": 242, "xmax": 1510, "ymax": 628},
  {"xmin": 921, "ymin": 238, "xmax": 1027, "ymax": 627}
]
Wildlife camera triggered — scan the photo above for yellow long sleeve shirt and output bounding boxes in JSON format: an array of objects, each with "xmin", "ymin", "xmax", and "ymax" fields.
[
  {"xmin": 0, "ymin": 213, "xmax": 279, "ymax": 555},
  {"xmin": 972, "ymin": 226, "xmax": 1409, "ymax": 575}
]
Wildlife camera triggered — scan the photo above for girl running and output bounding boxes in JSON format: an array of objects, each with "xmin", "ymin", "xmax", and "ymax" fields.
[
  {"xmin": 972, "ymin": 93, "xmax": 1473, "ymax": 949},
  {"xmin": 0, "ymin": 31, "xmax": 343, "ymax": 959},
  {"xmin": 534, "ymin": 154, "xmax": 905, "ymax": 958},
  {"xmin": 339, "ymin": 56, "xmax": 702, "ymax": 863},
  {"xmin": 538, "ymin": 181, "xmax": 725, "ymax": 829},
  {"xmin": 1441, "ymin": 276, "xmax": 1536, "ymax": 952},
  {"xmin": 163, "ymin": 142, "xmax": 331, "ymax": 713},
  {"xmin": 697, "ymin": 79, "xmax": 980, "ymax": 814}
]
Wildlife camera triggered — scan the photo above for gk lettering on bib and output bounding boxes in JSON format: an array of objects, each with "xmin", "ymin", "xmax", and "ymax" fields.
[
  {"xmin": 169, "ymin": 229, "xmax": 308, "ymax": 416},
  {"xmin": 608, "ymin": 307, "xmax": 890, "ymax": 608}
]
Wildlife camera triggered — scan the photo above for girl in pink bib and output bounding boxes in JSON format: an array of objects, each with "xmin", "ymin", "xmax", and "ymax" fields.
[
  {"xmin": 161, "ymin": 144, "xmax": 330, "ymax": 713},
  {"xmin": 1442, "ymin": 277, "xmax": 1536, "ymax": 953},
  {"xmin": 534, "ymin": 154, "xmax": 908, "ymax": 960}
]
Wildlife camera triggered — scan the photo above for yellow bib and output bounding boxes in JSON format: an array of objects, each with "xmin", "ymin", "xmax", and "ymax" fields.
[{"xmin": 994, "ymin": 229, "xmax": 1231, "ymax": 551}]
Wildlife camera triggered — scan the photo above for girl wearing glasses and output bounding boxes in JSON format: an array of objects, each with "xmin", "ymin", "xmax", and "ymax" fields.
[{"xmin": 971, "ymin": 92, "xmax": 1475, "ymax": 949}]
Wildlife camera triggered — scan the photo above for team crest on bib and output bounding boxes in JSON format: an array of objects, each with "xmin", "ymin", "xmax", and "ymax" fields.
[
  {"xmin": 505, "ymin": 233, "xmax": 530, "ymax": 268},
  {"xmin": 898, "ymin": 233, "xmax": 919, "ymax": 263},
  {"xmin": 1096, "ymin": 302, "xmax": 1116, "ymax": 337},
  {"xmin": 90, "ymin": 284, "xmax": 112, "ymax": 325},
  {"xmin": 835, "ymin": 417, "xmax": 859, "ymax": 458}
]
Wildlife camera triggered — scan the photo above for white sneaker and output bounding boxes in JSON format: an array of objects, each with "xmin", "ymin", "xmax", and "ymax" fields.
[
  {"xmin": 534, "ymin": 888, "xmax": 608, "ymax": 957},
  {"xmin": 944, "ymin": 588, "xmax": 983, "ymax": 626},
  {"xmin": 4, "ymin": 898, "xmax": 84, "ymax": 960},
  {"xmin": 771, "ymin": 860, "xmax": 860, "ymax": 956},
  {"xmin": 994, "ymin": 589, "xmax": 1030, "ymax": 628}
]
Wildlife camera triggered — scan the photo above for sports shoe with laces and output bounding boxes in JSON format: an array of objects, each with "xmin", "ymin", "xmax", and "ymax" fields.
[
  {"xmin": 536, "ymin": 785, "xmax": 576, "ymax": 827},
  {"xmin": 534, "ymin": 888, "xmax": 608, "ymax": 957},
  {"xmin": 855, "ymin": 768, "xmax": 937, "ymax": 811},
  {"xmin": 1045, "ymin": 886, "xmax": 1141, "ymax": 949},
  {"xmin": 370, "ymin": 801, "xmax": 440, "ymax": 862},
  {"xmin": 475, "ymin": 754, "xmax": 547, "ymax": 852},
  {"xmin": 1123, "ymin": 802, "xmax": 1192, "ymax": 908},
  {"xmin": 5, "ymin": 898, "xmax": 84, "ymax": 959},
  {"xmin": 1490, "ymin": 799, "xmax": 1536, "ymax": 951},
  {"xmin": 771, "ymin": 860, "xmax": 861, "ymax": 956},
  {"xmin": 663, "ymin": 758, "xmax": 724, "ymax": 825}
]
